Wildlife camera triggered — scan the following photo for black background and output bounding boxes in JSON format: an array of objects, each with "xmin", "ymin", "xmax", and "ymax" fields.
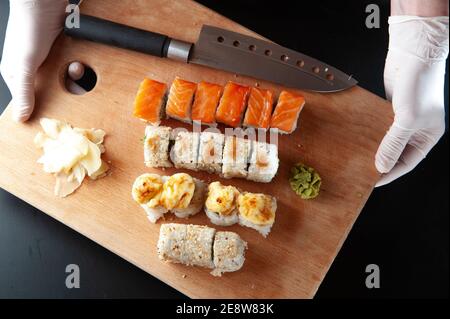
[{"xmin": 0, "ymin": 0, "xmax": 448, "ymax": 298}]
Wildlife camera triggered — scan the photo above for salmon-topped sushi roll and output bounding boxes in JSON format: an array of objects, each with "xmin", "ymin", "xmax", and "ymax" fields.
[
  {"xmin": 191, "ymin": 81, "xmax": 223, "ymax": 126},
  {"xmin": 269, "ymin": 91, "xmax": 305, "ymax": 134},
  {"xmin": 133, "ymin": 78, "xmax": 167, "ymax": 125},
  {"xmin": 165, "ymin": 77, "xmax": 197, "ymax": 123},
  {"xmin": 242, "ymin": 87, "xmax": 274, "ymax": 130},
  {"xmin": 215, "ymin": 81, "xmax": 250, "ymax": 128}
]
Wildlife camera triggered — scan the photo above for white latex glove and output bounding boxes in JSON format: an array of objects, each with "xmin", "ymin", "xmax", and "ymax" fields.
[
  {"xmin": 0, "ymin": 0, "xmax": 85, "ymax": 122},
  {"xmin": 375, "ymin": 16, "xmax": 449, "ymax": 187}
]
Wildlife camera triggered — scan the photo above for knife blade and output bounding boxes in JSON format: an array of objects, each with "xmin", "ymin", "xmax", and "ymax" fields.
[{"xmin": 65, "ymin": 14, "xmax": 357, "ymax": 92}]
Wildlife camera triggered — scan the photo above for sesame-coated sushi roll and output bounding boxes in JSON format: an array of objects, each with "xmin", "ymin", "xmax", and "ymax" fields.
[
  {"xmin": 247, "ymin": 140, "xmax": 279, "ymax": 183},
  {"xmin": 221, "ymin": 135, "xmax": 251, "ymax": 179},
  {"xmin": 170, "ymin": 131, "xmax": 200, "ymax": 171},
  {"xmin": 143, "ymin": 125, "xmax": 173, "ymax": 168},
  {"xmin": 197, "ymin": 132, "xmax": 225, "ymax": 174},
  {"xmin": 157, "ymin": 223, "xmax": 215, "ymax": 268},
  {"xmin": 211, "ymin": 231, "xmax": 247, "ymax": 277}
]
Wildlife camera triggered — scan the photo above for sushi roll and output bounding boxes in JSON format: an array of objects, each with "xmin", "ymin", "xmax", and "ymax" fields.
[
  {"xmin": 191, "ymin": 81, "xmax": 223, "ymax": 126},
  {"xmin": 172, "ymin": 178, "xmax": 207, "ymax": 219},
  {"xmin": 157, "ymin": 223, "xmax": 247, "ymax": 275},
  {"xmin": 133, "ymin": 78, "xmax": 167, "ymax": 125},
  {"xmin": 270, "ymin": 90, "xmax": 305, "ymax": 134},
  {"xmin": 197, "ymin": 132, "xmax": 225, "ymax": 174},
  {"xmin": 143, "ymin": 125, "xmax": 173, "ymax": 168},
  {"xmin": 160, "ymin": 173, "xmax": 195, "ymax": 211},
  {"xmin": 242, "ymin": 87, "xmax": 274, "ymax": 130},
  {"xmin": 170, "ymin": 131, "xmax": 200, "ymax": 171},
  {"xmin": 157, "ymin": 223, "xmax": 216, "ymax": 268},
  {"xmin": 131, "ymin": 173, "xmax": 167, "ymax": 223},
  {"xmin": 211, "ymin": 231, "xmax": 247, "ymax": 277},
  {"xmin": 165, "ymin": 77, "xmax": 197, "ymax": 123},
  {"xmin": 221, "ymin": 135, "xmax": 251, "ymax": 179},
  {"xmin": 204, "ymin": 182, "xmax": 240, "ymax": 226},
  {"xmin": 247, "ymin": 140, "xmax": 279, "ymax": 183},
  {"xmin": 238, "ymin": 192, "xmax": 277, "ymax": 237},
  {"xmin": 215, "ymin": 81, "xmax": 250, "ymax": 128}
]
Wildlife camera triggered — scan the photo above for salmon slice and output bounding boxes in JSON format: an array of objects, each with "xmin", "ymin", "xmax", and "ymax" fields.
[
  {"xmin": 270, "ymin": 91, "xmax": 305, "ymax": 134},
  {"xmin": 133, "ymin": 78, "xmax": 167, "ymax": 125},
  {"xmin": 165, "ymin": 77, "xmax": 197, "ymax": 123},
  {"xmin": 191, "ymin": 81, "xmax": 223, "ymax": 126},
  {"xmin": 242, "ymin": 87, "xmax": 274, "ymax": 129},
  {"xmin": 215, "ymin": 81, "xmax": 250, "ymax": 128}
]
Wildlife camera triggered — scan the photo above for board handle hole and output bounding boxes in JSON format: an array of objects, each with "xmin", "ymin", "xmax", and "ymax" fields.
[{"xmin": 64, "ymin": 62, "xmax": 97, "ymax": 95}]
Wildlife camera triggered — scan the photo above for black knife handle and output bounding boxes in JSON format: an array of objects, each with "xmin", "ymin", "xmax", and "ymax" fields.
[{"xmin": 64, "ymin": 14, "xmax": 170, "ymax": 58}]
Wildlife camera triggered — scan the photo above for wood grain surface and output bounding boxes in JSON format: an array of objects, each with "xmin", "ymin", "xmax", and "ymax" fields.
[{"xmin": 0, "ymin": 0, "xmax": 393, "ymax": 298}]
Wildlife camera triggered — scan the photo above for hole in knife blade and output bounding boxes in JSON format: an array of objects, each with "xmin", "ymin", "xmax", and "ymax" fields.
[
  {"xmin": 217, "ymin": 36, "xmax": 225, "ymax": 43},
  {"xmin": 264, "ymin": 49, "xmax": 272, "ymax": 56},
  {"xmin": 281, "ymin": 54, "xmax": 289, "ymax": 62},
  {"xmin": 313, "ymin": 66, "xmax": 320, "ymax": 74},
  {"xmin": 326, "ymin": 73, "xmax": 334, "ymax": 81},
  {"xmin": 233, "ymin": 40, "xmax": 240, "ymax": 47},
  {"xmin": 249, "ymin": 44, "xmax": 256, "ymax": 51},
  {"xmin": 297, "ymin": 60, "xmax": 305, "ymax": 67}
]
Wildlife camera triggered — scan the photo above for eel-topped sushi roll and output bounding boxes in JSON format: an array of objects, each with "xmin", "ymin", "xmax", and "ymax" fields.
[
  {"xmin": 133, "ymin": 78, "xmax": 167, "ymax": 125},
  {"xmin": 165, "ymin": 77, "xmax": 197, "ymax": 123},
  {"xmin": 205, "ymin": 182, "xmax": 240, "ymax": 226},
  {"xmin": 215, "ymin": 81, "xmax": 250, "ymax": 128},
  {"xmin": 131, "ymin": 173, "xmax": 168, "ymax": 223},
  {"xmin": 238, "ymin": 192, "xmax": 277, "ymax": 237},
  {"xmin": 191, "ymin": 81, "xmax": 223, "ymax": 126}
]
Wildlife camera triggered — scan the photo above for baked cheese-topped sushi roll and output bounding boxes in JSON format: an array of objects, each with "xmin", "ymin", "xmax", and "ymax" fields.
[
  {"xmin": 215, "ymin": 81, "xmax": 250, "ymax": 128},
  {"xmin": 143, "ymin": 125, "xmax": 172, "ymax": 168},
  {"xmin": 247, "ymin": 141, "xmax": 279, "ymax": 183},
  {"xmin": 197, "ymin": 132, "xmax": 225, "ymax": 174},
  {"xmin": 157, "ymin": 223, "xmax": 215, "ymax": 268},
  {"xmin": 170, "ymin": 131, "xmax": 200, "ymax": 170},
  {"xmin": 133, "ymin": 78, "xmax": 167, "ymax": 125},
  {"xmin": 205, "ymin": 182, "xmax": 240, "ymax": 226},
  {"xmin": 191, "ymin": 81, "xmax": 223, "ymax": 126},
  {"xmin": 222, "ymin": 136, "xmax": 251, "ymax": 179},
  {"xmin": 131, "ymin": 173, "xmax": 167, "ymax": 223},
  {"xmin": 270, "ymin": 90, "xmax": 305, "ymax": 134},
  {"xmin": 172, "ymin": 178, "xmax": 206, "ymax": 219},
  {"xmin": 238, "ymin": 192, "xmax": 277, "ymax": 237},
  {"xmin": 211, "ymin": 231, "xmax": 247, "ymax": 277},
  {"xmin": 242, "ymin": 87, "xmax": 274, "ymax": 130},
  {"xmin": 160, "ymin": 173, "xmax": 195, "ymax": 210},
  {"xmin": 165, "ymin": 77, "xmax": 197, "ymax": 123}
]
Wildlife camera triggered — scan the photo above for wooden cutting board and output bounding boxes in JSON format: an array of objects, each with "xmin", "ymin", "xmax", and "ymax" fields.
[{"xmin": 0, "ymin": 0, "xmax": 393, "ymax": 298}]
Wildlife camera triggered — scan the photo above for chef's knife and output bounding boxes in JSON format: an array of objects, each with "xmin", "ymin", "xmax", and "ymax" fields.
[{"xmin": 65, "ymin": 14, "xmax": 357, "ymax": 92}]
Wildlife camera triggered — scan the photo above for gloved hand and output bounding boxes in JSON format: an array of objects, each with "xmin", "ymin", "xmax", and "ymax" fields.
[
  {"xmin": 375, "ymin": 15, "xmax": 449, "ymax": 187},
  {"xmin": 0, "ymin": 0, "xmax": 85, "ymax": 122}
]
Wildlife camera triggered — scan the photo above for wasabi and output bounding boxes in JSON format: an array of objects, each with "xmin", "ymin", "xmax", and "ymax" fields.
[{"xmin": 289, "ymin": 163, "xmax": 321, "ymax": 199}]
